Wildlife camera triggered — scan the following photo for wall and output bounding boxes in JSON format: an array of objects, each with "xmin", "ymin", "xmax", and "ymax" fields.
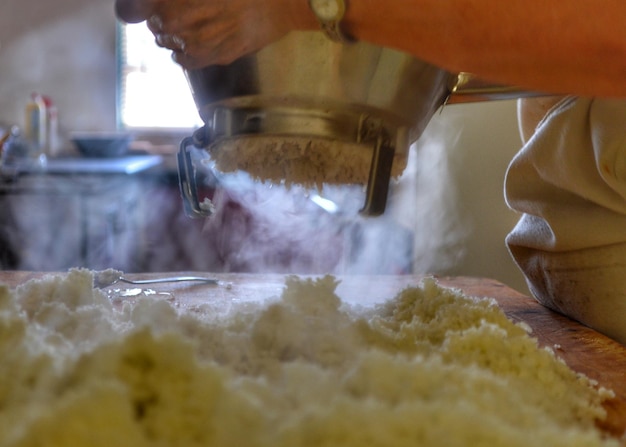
[
  {"xmin": 0, "ymin": 0, "xmax": 118, "ymax": 133},
  {"xmin": 408, "ymin": 99, "xmax": 529, "ymax": 293},
  {"xmin": 0, "ymin": 0, "xmax": 530, "ymax": 293}
]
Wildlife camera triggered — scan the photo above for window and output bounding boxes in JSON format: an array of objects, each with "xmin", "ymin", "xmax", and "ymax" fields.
[{"xmin": 117, "ymin": 23, "xmax": 202, "ymax": 130}]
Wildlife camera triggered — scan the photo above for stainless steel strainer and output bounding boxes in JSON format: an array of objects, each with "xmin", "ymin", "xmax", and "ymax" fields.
[{"xmin": 178, "ymin": 32, "xmax": 536, "ymax": 217}]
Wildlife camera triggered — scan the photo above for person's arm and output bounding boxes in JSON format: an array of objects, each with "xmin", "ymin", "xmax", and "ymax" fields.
[
  {"xmin": 115, "ymin": 0, "xmax": 626, "ymax": 97},
  {"xmin": 344, "ymin": 0, "xmax": 626, "ymax": 98}
]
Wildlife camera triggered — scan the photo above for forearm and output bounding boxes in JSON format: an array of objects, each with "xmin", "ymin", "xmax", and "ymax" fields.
[
  {"xmin": 340, "ymin": 0, "xmax": 626, "ymax": 97},
  {"xmin": 115, "ymin": 0, "xmax": 626, "ymax": 97}
]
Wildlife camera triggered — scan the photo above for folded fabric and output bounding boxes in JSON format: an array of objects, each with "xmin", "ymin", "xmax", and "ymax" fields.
[{"xmin": 505, "ymin": 97, "xmax": 626, "ymax": 343}]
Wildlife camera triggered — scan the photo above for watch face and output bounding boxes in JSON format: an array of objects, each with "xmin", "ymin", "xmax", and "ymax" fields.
[{"xmin": 311, "ymin": 0, "xmax": 341, "ymax": 21}]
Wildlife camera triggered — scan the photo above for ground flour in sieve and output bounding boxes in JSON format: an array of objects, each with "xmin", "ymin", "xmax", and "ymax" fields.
[
  {"xmin": 207, "ymin": 136, "xmax": 408, "ymax": 188},
  {"xmin": 0, "ymin": 269, "xmax": 620, "ymax": 446}
]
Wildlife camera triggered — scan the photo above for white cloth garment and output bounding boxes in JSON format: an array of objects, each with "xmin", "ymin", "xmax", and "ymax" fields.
[{"xmin": 505, "ymin": 96, "xmax": 626, "ymax": 344}]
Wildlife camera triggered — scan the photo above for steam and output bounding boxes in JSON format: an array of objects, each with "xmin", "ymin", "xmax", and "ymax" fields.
[
  {"xmin": 2, "ymin": 130, "xmax": 460, "ymax": 276},
  {"xmin": 406, "ymin": 100, "xmax": 528, "ymax": 294},
  {"xmin": 410, "ymin": 115, "xmax": 471, "ymax": 274},
  {"xmin": 182, "ymin": 113, "xmax": 475, "ymax": 276},
  {"xmin": 1, "ymin": 131, "xmax": 415, "ymax": 274},
  {"xmin": 176, "ymin": 166, "xmax": 414, "ymax": 275}
]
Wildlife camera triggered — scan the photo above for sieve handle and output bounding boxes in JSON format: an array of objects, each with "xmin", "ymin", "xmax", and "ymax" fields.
[
  {"xmin": 446, "ymin": 72, "xmax": 543, "ymax": 104},
  {"xmin": 177, "ymin": 131, "xmax": 214, "ymax": 218},
  {"xmin": 359, "ymin": 117, "xmax": 395, "ymax": 217}
]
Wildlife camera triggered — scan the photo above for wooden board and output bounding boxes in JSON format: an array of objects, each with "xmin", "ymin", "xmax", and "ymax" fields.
[{"xmin": 2, "ymin": 271, "xmax": 625, "ymax": 439}]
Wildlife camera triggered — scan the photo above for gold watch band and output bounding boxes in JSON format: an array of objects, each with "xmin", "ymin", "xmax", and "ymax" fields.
[{"xmin": 321, "ymin": 20, "xmax": 351, "ymax": 42}]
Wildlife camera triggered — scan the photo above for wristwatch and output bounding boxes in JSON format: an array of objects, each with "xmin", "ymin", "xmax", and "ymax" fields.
[{"xmin": 308, "ymin": 0, "xmax": 353, "ymax": 43}]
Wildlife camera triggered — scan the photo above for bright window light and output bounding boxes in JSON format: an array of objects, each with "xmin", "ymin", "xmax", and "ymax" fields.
[{"xmin": 118, "ymin": 23, "xmax": 203, "ymax": 129}]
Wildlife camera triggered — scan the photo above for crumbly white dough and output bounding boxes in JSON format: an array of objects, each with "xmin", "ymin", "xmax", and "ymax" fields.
[{"xmin": 0, "ymin": 269, "xmax": 619, "ymax": 446}]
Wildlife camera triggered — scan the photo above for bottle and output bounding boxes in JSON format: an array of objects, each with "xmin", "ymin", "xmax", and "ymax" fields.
[
  {"xmin": 25, "ymin": 93, "xmax": 59, "ymax": 161},
  {"xmin": 24, "ymin": 93, "xmax": 47, "ymax": 159},
  {"xmin": 41, "ymin": 95, "xmax": 59, "ymax": 157}
]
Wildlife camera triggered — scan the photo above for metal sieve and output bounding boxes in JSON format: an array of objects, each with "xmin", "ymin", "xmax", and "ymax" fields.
[{"xmin": 177, "ymin": 31, "xmax": 534, "ymax": 217}]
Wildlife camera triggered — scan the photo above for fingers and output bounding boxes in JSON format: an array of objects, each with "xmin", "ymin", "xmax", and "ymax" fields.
[
  {"xmin": 155, "ymin": 33, "xmax": 187, "ymax": 53},
  {"xmin": 117, "ymin": 0, "xmax": 279, "ymax": 69},
  {"xmin": 115, "ymin": 0, "xmax": 154, "ymax": 23},
  {"xmin": 146, "ymin": 14, "xmax": 164, "ymax": 33},
  {"xmin": 172, "ymin": 37, "xmax": 247, "ymax": 69}
]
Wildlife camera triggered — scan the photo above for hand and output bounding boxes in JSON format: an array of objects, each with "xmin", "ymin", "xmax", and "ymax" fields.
[{"xmin": 115, "ymin": 0, "xmax": 315, "ymax": 69}]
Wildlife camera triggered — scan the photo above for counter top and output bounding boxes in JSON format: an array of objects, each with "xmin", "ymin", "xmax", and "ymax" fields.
[
  {"xmin": 1, "ymin": 154, "xmax": 163, "ymax": 176},
  {"xmin": 2, "ymin": 271, "xmax": 625, "ymax": 439},
  {"xmin": 43, "ymin": 155, "xmax": 163, "ymax": 174}
]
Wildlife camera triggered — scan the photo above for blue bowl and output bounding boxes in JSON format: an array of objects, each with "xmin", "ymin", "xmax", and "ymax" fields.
[{"xmin": 71, "ymin": 132, "xmax": 133, "ymax": 158}]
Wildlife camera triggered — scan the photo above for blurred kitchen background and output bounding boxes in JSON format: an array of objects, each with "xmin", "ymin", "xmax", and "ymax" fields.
[{"xmin": 0, "ymin": 0, "xmax": 529, "ymax": 293}]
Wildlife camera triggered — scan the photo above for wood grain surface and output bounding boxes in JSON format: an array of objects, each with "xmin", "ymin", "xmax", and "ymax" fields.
[{"xmin": 2, "ymin": 271, "xmax": 625, "ymax": 440}]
